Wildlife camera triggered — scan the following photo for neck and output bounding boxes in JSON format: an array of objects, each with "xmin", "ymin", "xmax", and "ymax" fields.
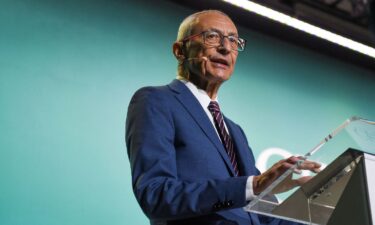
[{"xmin": 178, "ymin": 74, "xmax": 221, "ymax": 100}]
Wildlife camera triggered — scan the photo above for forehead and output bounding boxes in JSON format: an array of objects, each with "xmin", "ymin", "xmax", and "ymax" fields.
[{"xmin": 192, "ymin": 12, "xmax": 237, "ymax": 35}]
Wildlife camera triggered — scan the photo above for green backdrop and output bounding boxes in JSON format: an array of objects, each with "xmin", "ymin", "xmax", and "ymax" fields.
[{"xmin": 0, "ymin": 0, "xmax": 374, "ymax": 224}]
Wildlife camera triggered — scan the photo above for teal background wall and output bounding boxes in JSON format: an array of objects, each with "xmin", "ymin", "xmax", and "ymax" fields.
[{"xmin": 0, "ymin": 0, "xmax": 374, "ymax": 224}]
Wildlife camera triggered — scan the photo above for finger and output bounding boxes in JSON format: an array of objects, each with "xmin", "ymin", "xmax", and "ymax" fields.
[
  {"xmin": 278, "ymin": 156, "xmax": 304, "ymax": 169},
  {"xmin": 276, "ymin": 161, "xmax": 299, "ymax": 174},
  {"xmin": 301, "ymin": 159, "xmax": 321, "ymax": 166},
  {"xmin": 312, "ymin": 167, "xmax": 321, "ymax": 173},
  {"xmin": 293, "ymin": 168, "xmax": 302, "ymax": 174},
  {"xmin": 296, "ymin": 176, "xmax": 313, "ymax": 185},
  {"xmin": 284, "ymin": 156, "xmax": 301, "ymax": 164},
  {"xmin": 298, "ymin": 161, "xmax": 322, "ymax": 173},
  {"xmin": 299, "ymin": 160, "xmax": 321, "ymax": 168}
]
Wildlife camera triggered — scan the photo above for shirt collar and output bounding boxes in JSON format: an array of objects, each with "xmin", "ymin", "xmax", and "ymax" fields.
[{"xmin": 177, "ymin": 78, "xmax": 218, "ymax": 109}]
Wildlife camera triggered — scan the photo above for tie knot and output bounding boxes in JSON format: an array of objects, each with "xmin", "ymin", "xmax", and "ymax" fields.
[{"xmin": 208, "ymin": 101, "xmax": 221, "ymax": 113}]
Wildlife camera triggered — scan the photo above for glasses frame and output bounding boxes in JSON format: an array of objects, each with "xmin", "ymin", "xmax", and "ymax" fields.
[{"xmin": 181, "ymin": 29, "xmax": 247, "ymax": 52}]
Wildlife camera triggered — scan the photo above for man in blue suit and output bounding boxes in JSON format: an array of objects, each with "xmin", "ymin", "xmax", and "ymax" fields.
[{"xmin": 126, "ymin": 10, "xmax": 321, "ymax": 225}]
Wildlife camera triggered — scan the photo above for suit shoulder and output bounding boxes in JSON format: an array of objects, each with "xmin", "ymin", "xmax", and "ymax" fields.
[{"xmin": 130, "ymin": 84, "xmax": 173, "ymax": 104}]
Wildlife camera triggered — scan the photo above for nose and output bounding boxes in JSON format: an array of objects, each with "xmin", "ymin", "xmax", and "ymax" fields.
[{"xmin": 217, "ymin": 37, "xmax": 231, "ymax": 54}]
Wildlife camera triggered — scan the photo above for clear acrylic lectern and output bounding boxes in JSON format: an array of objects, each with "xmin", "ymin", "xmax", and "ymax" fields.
[{"xmin": 245, "ymin": 116, "xmax": 375, "ymax": 225}]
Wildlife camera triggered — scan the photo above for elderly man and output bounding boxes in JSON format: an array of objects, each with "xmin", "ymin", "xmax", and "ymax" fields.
[{"xmin": 126, "ymin": 10, "xmax": 320, "ymax": 225}]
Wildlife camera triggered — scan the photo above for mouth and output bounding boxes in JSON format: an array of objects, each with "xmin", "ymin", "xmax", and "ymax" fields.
[{"xmin": 209, "ymin": 57, "xmax": 230, "ymax": 67}]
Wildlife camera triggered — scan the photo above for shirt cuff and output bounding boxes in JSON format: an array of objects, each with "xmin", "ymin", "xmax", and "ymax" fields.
[{"xmin": 245, "ymin": 176, "xmax": 256, "ymax": 201}]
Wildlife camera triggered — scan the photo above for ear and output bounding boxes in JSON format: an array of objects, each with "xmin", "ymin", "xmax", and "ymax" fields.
[{"xmin": 173, "ymin": 42, "xmax": 185, "ymax": 62}]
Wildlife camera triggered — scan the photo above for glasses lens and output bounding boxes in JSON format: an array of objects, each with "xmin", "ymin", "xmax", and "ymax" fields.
[
  {"xmin": 204, "ymin": 31, "xmax": 221, "ymax": 45},
  {"xmin": 203, "ymin": 30, "xmax": 246, "ymax": 51},
  {"xmin": 237, "ymin": 38, "xmax": 246, "ymax": 51},
  {"xmin": 228, "ymin": 36, "xmax": 239, "ymax": 50}
]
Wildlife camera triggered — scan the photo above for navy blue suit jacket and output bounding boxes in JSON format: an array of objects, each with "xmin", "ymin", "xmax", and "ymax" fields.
[{"xmin": 126, "ymin": 80, "xmax": 297, "ymax": 225}]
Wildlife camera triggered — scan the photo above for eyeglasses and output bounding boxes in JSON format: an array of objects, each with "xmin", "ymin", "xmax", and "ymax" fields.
[{"xmin": 182, "ymin": 30, "xmax": 246, "ymax": 52}]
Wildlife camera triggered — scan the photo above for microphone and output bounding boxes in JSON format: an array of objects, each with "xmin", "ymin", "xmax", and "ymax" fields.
[{"xmin": 185, "ymin": 56, "xmax": 208, "ymax": 62}]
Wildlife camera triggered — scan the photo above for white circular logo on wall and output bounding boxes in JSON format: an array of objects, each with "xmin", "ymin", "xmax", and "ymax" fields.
[
  {"xmin": 256, "ymin": 147, "xmax": 314, "ymax": 177},
  {"xmin": 256, "ymin": 147, "xmax": 292, "ymax": 173}
]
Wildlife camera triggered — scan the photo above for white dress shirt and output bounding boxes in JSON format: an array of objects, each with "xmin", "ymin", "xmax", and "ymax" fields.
[{"xmin": 178, "ymin": 79, "xmax": 256, "ymax": 201}]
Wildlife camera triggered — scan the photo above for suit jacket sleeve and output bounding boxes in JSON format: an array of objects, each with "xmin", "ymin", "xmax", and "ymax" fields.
[{"xmin": 125, "ymin": 87, "xmax": 249, "ymax": 221}]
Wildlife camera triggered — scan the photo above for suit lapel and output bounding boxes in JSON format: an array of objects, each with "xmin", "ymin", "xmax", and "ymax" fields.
[
  {"xmin": 168, "ymin": 80, "xmax": 236, "ymax": 176},
  {"xmin": 224, "ymin": 116, "xmax": 256, "ymax": 176}
]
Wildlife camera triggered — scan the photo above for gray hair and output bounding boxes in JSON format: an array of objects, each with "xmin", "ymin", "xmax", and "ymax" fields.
[{"xmin": 176, "ymin": 10, "xmax": 231, "ymax": 41}]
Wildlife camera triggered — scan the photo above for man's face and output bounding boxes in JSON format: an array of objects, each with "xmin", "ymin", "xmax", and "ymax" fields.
[{"xmin": 185, "ymin": 13, "xmax": 239, "ymax": 84}]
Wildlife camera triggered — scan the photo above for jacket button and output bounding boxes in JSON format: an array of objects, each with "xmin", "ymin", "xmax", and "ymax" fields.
[
  {"xmin": 226, "ymin": 200, "xmax": 234, "ymax": 207},
  {"xmin": 213, "ymin": 201, "xmax": 224, "ymax": 210}
]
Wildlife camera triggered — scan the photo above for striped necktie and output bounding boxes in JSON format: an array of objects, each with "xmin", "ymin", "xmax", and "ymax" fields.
[{"xmin": 208, "ymin": 101, "xmax": 240, "ymax": 176}]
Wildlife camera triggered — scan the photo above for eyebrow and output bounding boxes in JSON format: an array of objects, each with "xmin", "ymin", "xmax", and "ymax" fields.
[{"xmin": 210, "ymin": 28, "xmax": 238, "ymax": 37}]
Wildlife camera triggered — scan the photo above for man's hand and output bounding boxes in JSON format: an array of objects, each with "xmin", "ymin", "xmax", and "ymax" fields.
[{"xmin": 253, "ymin": 156, "xmax": 321, "ymax": 195}]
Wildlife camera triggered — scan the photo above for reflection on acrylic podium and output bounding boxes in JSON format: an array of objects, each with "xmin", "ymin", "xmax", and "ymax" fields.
[{"xmin": 245, "ymin": 117, "xmax": 375, "ymax": 225}]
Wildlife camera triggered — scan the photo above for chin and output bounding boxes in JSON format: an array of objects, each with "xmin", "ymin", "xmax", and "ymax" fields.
[
  {"xmin": 208, "ymin": 71, "xmax": 232, "ymax": 80},
  {"xmin": 216, "ymin": 72, "xmax": 232, "ymax": 81},
  {"xmin": 208, "ymin": 75, "xmax": 231, "ymax": 83}
]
